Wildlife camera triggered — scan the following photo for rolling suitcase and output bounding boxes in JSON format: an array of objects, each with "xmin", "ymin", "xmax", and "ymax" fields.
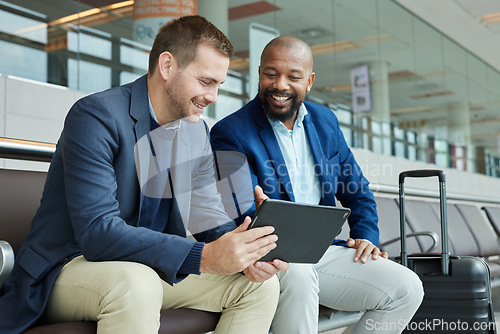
[{"xmin": 399, "ymin": 169, "xmax": 496, "ymax": 334}]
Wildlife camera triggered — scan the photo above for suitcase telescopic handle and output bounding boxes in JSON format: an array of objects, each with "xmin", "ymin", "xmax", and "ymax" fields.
[
  {"xmin": 399, "ymin": 169, "xmax": 449, "ymax": 275},
  {"xmin": 399, "ymin": 169, "xmax": 445, "ymax": 183}
]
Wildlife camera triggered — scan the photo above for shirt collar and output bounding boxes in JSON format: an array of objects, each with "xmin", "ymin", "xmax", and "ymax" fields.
[
  {"xmin": 148, "ymin": 93, "xmax": 181, "ymax": 130},
  {"xmin": 268, "ymin": 103, "xmax": 308, "ymax": 134}
]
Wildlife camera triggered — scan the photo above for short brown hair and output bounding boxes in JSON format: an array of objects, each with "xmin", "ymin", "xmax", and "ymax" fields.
[{"xmin": 148, "ymin": 15, "xmax": 234, "ymax": 74}]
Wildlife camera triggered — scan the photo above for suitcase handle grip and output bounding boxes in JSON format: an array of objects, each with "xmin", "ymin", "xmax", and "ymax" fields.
[{"xmin": 399, "ymin": 169, "xmax": 445, "ymax": 184}]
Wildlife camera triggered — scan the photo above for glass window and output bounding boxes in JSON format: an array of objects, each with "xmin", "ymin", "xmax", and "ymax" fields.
[
  {"xmin": 394, "ymin": 142, "xmax": 405, "ymax": 158},
  {"xmin": 340, "ymin": 126, "xmax": 352, "ymax": 147},
  {"xmin": 220, "ymin": 73, "xmax": 244, "ymax": 95},
  {"xmin": 382, "ymin": 123, "xmax": 391, "ymax": 156},
  {"xmin": 1, "ymin": 0, "xmax": 499, "ymax": 177},
  {"xmin": 0, "ymin": 40, "xmax": 47, "ymax": 82},
  {"xmin": 68, "ymin": 30, "xmax": 111, "ymax": 60},
  {"xmin": 68, "ymin": 59, "xmax": 111, "ymax": 93},
  {"xmin": 371, "ymin": 120, "xmax": 382, "ymax": 154},
  {"xmin": 120, "ymin": 41, "xmax": 149, "ymax": 71},
  {"xmin": 334, "ymin": 106, "xmax": 352, "ymax": 125},
  {"xmin": 120, "ymin": 71, "xmax": 142, "ymax": 85},
  {"xmin": 407, "ymin": 131, "xmax": 417, "ymax": 161},
  {"xmin": 0, "ymin": 9, "xmax": 46, "ymax": 44},
  {"xmin": 214, "ymin": 94, "xmax": 243, "ymax": 120},
  {"xmin": 434, "ymin": 139, "xmax": 449, "ymax": 168}
]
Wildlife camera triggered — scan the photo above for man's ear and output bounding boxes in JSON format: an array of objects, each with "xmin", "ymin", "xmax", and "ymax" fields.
[
  {"xmin": 306, "ymin": 72, "xmax": 315, "ymax": 93},
  {"xmin": 158, "ymin": 51, "xmax": 175, "ymax": 80}
]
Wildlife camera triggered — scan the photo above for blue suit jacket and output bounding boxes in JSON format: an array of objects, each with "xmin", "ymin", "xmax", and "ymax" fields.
[
  {"xmin": 0, "ymin": 76, "xmax": 235, "ymax": 333},
  {"xmin": 210, "ymin": 96, "xmax": 379, "ymax": 247}
]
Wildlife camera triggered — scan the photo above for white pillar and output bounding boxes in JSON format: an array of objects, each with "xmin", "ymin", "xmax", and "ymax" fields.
[
  {"xmin": 369, "ymin": 61, "xmax": 390, "ymax": 123},
  {"xmin": 198, "ymin": 0, "xmax": 228, "ymax": 35},
  {"xmin": 448, "ymin": 102, "xmax": 473, "ymax": 172}
]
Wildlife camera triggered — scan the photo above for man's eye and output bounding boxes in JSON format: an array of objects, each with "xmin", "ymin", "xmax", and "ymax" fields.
[
  {"xmin": 200, "ymin": 80, "xmax": 210, "ymax": 85},
  {"xmin": 264, "ymin": 73, "xmax": 276, "ymax": 78},
  {"xmin": 290, "ymin": 76, "xmax": 302, "ymax": 81}
]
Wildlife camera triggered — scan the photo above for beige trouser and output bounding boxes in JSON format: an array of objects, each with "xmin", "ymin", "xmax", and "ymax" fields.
[
  {"xmin": 42, "ymin": 255, "xmax": 280, "ymax": 334},
  {"xmin": 271, "ymin": 246, "xmax": 424, "ymax": 334}
]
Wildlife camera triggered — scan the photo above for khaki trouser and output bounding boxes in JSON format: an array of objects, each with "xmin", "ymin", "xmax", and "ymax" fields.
[
  {"xmin": 43, "ymin": 255, "xmax": 279, "ymax": 334},
  {"xmin": 271, "ymin": 246, "xmax": 424, "ymax": 334}
]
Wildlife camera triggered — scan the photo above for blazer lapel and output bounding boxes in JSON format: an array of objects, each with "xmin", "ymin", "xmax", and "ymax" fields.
[
  {"xmin": 129, "ymin": 75, "xmax": 151, "ymax": 222},
  {"xmin": 251, "ymin": 97, "xmax": 295, "ymax": 202},
  {"xmin": 130, "ymin": 75, "xmax": 151, "ymax": 143}
]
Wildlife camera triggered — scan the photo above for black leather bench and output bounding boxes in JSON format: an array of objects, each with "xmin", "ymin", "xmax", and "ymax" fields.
[{"xmin": 0, "ymin": 168, "xmax": 220, "ymax": 334}]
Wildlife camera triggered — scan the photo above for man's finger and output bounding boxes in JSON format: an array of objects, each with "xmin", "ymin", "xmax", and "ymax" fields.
[
  {"xmin": 239, "ymin": 225, "xmax": 275, "ymax": 243},
  {"xmin": 236, "ymin": 216, "xmax": 252, "ymax": 232},
  {"xmin": 254, "ymin": 185, "xmax": 269, "ymax": 210},
  {"xmin": 252, "ymin": 234, "xmax": 278, "ymax": 249},
  {"xmin": 248, "ymin": 240, "xmax": 277, "ymax": 260},
  {"xmin": 253, "ymin": 261, "xmax": 279, "ymax": 276},
  {"xmin": 272, "ymin": 259, "xmax": 289, "ymax": 271},
  {"xmin": 360, "ymin": 244, "xmax": 375, "ymax": 263},
  {"xmin": 346, "ymin": 238, "xmax": 356, "ymax": 248},
  {"xmin": 353, "ymin": 243, "xmax": 365, "ymax": 262}
]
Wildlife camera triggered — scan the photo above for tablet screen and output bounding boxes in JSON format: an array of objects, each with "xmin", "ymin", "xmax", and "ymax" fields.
[{"xmin": 249, "ymin": 199, "xmax": 350, "ymax": 263}]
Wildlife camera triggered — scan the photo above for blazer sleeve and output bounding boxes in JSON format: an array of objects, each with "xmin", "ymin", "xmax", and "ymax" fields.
[{"xmin": 60, "ymin": 95, "xmax": 201, "ymax": 285}]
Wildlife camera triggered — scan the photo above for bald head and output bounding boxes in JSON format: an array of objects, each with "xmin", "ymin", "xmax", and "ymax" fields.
[{"xmin": 261, "ymin": 36, "xmax": 313, "ymax": 73}]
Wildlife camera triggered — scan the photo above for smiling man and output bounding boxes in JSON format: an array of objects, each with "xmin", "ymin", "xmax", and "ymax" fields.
[
  {"xmin": 0, "ymin": 16, "xmax": 284, "ymax": 334},
  {"xmin": 211, "ymin": 36, "xmax": 424, "ymax": 334}
]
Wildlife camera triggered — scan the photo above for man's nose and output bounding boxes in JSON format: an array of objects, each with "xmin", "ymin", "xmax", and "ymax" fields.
[
  {"xmin": 274, "ymin": 75, "xmax": 289, "ymax": 91},
  {"xmin": 205, "ymin": 86, "xmax": 218, "ymax": 104}
]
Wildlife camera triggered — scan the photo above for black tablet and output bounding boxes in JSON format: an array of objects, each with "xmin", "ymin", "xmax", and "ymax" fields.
[{"xmin": 249, "ymin": 199, "xmax": 351, "ymax": 263}]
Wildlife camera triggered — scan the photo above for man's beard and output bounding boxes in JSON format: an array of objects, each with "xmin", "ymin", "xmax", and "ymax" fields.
[
  {"xmin": 164, "ymin": 80, "xmax": 200, "ymax": 124},
  {"xmin": 259, "ymin": 87, "xmax": 302, "ymax": 123}
]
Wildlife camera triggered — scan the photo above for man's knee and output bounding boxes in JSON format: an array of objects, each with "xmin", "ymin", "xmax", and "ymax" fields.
[
  {"xmin": 398, "ymin": 268, "xmax": 424, "ymax": 308},
  {"xmin": 104, "ymin": 262, "xmax": 163, "ymax": 312},
  {"xmin": 278, "ymin": 264, "xmax": 319, "ymax": 295},
  {"xmin": 253, "ymin": 275, "xmax": 280, "ymax": 311},
  {"xmin": 383, "ymin": 264, "xmax": 424, "ymax": 314}
]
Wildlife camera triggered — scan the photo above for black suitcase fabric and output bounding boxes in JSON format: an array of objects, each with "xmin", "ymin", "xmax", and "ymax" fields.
[{"xmin": 399, "ymin": 170, "xmax": 496, "ymax": 334}]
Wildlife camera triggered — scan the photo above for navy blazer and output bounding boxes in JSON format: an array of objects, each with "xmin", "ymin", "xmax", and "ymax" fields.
[
  {"xmin": 0, "ymin": 75, "xmax": 235, "ymax": 333},
  {"xmin": 210, "ymin": 96, "xmax": 379, "ymax": 247}
]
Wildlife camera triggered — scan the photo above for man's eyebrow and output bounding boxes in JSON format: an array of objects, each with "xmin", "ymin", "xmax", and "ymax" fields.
[
  {"xmin": 262, "ymin": 66, "xmax": 276, "ymax": 71},
  {"xmin": 290, "ymin": 69, "xmax": 304, "ymax": 74}
]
